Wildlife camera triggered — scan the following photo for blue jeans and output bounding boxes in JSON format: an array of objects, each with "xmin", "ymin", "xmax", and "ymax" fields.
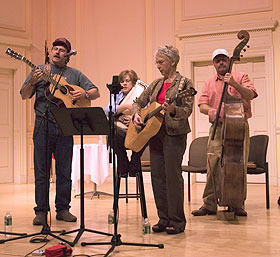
[{"xmin": 33, "ymin": 116, "xmax": 73, "ymax": 214}]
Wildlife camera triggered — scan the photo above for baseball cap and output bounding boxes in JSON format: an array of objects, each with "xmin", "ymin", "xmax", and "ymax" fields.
[
  {"xmin": 212, "ymin": 49, "xmax": 229, "ymax": 60},
  {"xmin": 52, "ymin": 37, "xmax": 71, "ymax": 53}
]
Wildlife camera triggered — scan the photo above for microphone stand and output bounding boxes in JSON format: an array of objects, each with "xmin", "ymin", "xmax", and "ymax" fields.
[{"xmin": 81, "ymin": 76, "xmax": 164, "ymax": 256}]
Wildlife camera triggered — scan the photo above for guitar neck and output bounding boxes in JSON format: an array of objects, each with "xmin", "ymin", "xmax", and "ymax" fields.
[
  {"xmin": 21, "ymin": 57, "xmax": 58, "ymax": 86},
  {"xmin": 144, "ymin": 96, "xmax": 177, "ymax": 122}
]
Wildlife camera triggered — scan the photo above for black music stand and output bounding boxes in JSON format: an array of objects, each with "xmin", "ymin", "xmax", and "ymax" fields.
[{"xmin": 51, "ymin": 107, "xmax": 111, "ymax": 247}]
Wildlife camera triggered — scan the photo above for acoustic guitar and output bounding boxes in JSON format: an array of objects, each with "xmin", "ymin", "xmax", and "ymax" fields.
[
  {"xmin": 6, "ymin": 48, "xmax": 90, "ymax": 108},
  {"xmin": 124, "ymin": 87, "xmax": 196, "ymax": 152}
]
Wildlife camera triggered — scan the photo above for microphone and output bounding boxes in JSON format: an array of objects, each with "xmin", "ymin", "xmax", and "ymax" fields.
[
  {"xmin": 107, "ymin": 75, "xmax": 123, "ymax": 94},
  {"xmin": 64, "ymin": 50, "xmax": 77, "ymax": 57}
]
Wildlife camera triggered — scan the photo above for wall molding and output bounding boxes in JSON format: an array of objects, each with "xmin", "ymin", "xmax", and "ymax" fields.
[
  {"xmin": 176, "ymin": 19, "xmax": 278, "ymax": 40},
  {"xmin": 181, "ymin": 0, "xmax": 272, "ymax": 21},
  {"xmin": 0, "ymin": 50, "xmax": 28, "ymax": 183},
  {"xmin": 0, "ymin": 35, "xmax": 31, "ymax": 48}
]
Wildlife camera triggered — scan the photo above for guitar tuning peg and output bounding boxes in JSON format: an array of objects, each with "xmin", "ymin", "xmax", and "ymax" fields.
[
  {"xmin": 243, "ymin": 49, "xmax": 246, "ymax": 52},
  {"xmin": 247, "ymin": 45, "xmax": 250, "ymax": 48},
  {"xmin": 240, "ymin": 55, "xmax": 243, "ymax": 58}
]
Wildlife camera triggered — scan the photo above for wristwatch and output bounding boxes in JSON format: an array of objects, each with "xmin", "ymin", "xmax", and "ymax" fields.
[{"xmin": 85, "ymin": 91, "xmax": 89, "ymax": 100}]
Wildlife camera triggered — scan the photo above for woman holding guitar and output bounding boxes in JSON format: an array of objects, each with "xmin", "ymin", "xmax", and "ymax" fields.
[{"xmin": 132, "ymin": 45, "xmax": 195, "ymax": 234}]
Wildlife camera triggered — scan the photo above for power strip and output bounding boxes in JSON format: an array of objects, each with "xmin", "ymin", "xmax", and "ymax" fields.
[{"xmin": 32, "ymin": 249, "xmax": 45, "ymax": 256}]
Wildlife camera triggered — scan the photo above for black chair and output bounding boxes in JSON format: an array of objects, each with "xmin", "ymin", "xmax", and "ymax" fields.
[
  {"xmin": 119, "ymin": 146, "xmax": 151, "ymax": 203},
  {"xmin": 182, "ymin": 136, "xmax": 208, "ymax": 202},
  {"xmin": 118, "ymin": 147, "xmax": 149, "ymax": 218},
  {"xmin": 140, "ymin": 145, "xmax": 151, "ymax": 173},
  {"xmin": 247, "ymin": 135, "xmax": 269, "ymax": 209},
  {"xmin": 119, "ymin": 170, "xmax": 141, "ymax": 203}
]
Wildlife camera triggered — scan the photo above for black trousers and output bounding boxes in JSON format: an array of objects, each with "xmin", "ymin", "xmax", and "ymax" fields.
[
  {"xmin": 114, "ymin": 127, "xmax": 144, "ymax": 176},
  {"xmin": 149, "ymin": 125, "xmax": 187, "ymax": 231}
]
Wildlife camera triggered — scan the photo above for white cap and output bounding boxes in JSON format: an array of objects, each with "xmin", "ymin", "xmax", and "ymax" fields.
[{"xmin": 212, "ymin": 49, "xmax": 229, "ymax": 60}]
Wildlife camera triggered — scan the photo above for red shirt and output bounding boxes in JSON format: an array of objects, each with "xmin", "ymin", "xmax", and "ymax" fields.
[
  {"xmin": 198, "ymin": 71, "xmax": 257, "ymax": 122},
  {"xmin": 157, "ymin": 82, "xmax": 172, "ymax": 124},
  {"xmin": 157, "ymin": 82, "xmax": 171, "ymax": 104}
]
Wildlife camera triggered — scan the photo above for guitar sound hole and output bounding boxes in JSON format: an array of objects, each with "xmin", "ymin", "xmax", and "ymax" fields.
[{"xmin": 60, "ymin": 86, "xmax": 67, "ymax": 95}]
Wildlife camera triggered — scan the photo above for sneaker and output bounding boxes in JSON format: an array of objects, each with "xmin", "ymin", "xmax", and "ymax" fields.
[
  {"xmin": 56, "ymin": 210, "xmax": 77, "ymax": 222},
  {"xmin": 33, "ymin": 212, "xmax": 46, "ymax": 225},
  {"xmin": 191, "ymin": 207, "xmax": 216, "ymax": 216}
]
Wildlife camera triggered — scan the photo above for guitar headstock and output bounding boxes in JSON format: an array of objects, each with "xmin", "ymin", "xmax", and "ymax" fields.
[
  {"xmin": 178, "ymin": 87, "xmax": 197, "ymax": 98},
  {"xmin": 6, "ymin": 48, "xmax": 36, "ymax": 70},
  {"xmin": 136, "ymin": 79, "xmax": 149, "ymax": 89},
  {"xmin": 6, "ymin": 48, "xmax": 24, "ymax": 61}
]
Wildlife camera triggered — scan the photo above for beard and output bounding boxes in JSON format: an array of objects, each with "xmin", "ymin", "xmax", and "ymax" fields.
[{"xmin": 217, "ymin": 65, "xmax": 228, "ymax": 76}]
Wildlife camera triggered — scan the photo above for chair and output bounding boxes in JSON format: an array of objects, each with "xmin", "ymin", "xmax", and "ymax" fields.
[
  {"xmin": 118, "ymin": 146, "xmax": 149, "ymax": 218},
  {"xmin": 247, "ymin": 135, "xmax": 269, "ymax": 209},
  {"xmin": 140, "ymin": 145, "xmax": 151, "ymax": 172},
  {"xmin": 182, "ymin": 136, "xmax": 208, "ymax": 202}
]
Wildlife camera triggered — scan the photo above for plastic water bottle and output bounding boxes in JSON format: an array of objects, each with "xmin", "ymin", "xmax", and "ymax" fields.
[
  {"xmin": 142, "ymin": 218, "xmax": 151, "ymax": 244},
  {"xmin": 4, "ymin": 211, "xmax": 12, "ymax": 237},
  {"xmin": 108, "ymin": 209, "xmax": 114, "ymax": 234}
]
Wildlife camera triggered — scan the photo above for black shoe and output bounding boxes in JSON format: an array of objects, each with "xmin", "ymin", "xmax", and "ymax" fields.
[
  {"xmin": 33, "ymin": 212, "xmax": 45, "ymax": 225},
  {"xmin": 56, "ymin": 210, "xmax": 77, "ymax": 222},
  {"xmin": 119, "ymin": 172, "xmax": 128, "ymax": 178},
  {"xmin": 191, "ymin": 207, "xmax": 216, "ymax": 216},
  {"xmin": 165, "ymin": 226, "xmax": 184, "ymax": 235},
  {"xmin": 129, "ymin": 172, "xmax": 137, "ymax": 177},
  {"xmin": 152, "ymin": 224, "xmax": 166, "ymax": 233},
  {"xmin": 232, "ymin": 207, "xmax": 247, "ymax": 216}
]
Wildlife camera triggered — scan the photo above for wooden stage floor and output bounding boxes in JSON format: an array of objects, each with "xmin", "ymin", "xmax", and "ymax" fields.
[{"xmin": 0, "ymin": 179, "xmax": 280, "ymax": 257}]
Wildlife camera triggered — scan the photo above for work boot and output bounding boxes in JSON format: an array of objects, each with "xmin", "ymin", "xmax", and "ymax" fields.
[
  {"xmin": 56, "ymin": 210, "xmax": 77, "ymax": 222},
  {"xmin": 232, "ymin": 207, "xmax": 247, "ymax": 216},
  {"xmin": 191, "ymin": 207, "xmax": 216, "ymax": 216},
  {"xmin": 33, "ymin": 212, "xmax": 46, "ymax": 225}
]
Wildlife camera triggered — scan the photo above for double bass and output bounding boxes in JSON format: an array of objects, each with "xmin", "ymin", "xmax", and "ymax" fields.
[{"xmin": 211, "ymin": 30, "xmax": 250, "ymax": 211}]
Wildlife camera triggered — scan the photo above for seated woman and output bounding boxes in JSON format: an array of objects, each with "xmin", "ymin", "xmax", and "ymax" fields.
[{"xmin": 104, "ymin": 70, "xmax": 144, "ymax": 177}]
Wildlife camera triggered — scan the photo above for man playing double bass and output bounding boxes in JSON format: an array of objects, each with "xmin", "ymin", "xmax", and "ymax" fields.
[{"xmin": 191, "ymin": 49, "xmax": 258, "ymax": 217}]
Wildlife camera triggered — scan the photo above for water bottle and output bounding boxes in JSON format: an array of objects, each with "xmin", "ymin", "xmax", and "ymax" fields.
[
  {"xmin": 4, "ymin": 211, "xmax": 12, "ymax": 237},
  {"xmin": 108, "ymin": 209, "xmax": 114, "ymax": 234},
  {"xmin": 142, "ymin": 218, "xmax": 151, "ymax": 244}
]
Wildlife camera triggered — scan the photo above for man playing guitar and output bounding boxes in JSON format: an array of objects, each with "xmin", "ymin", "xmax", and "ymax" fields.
[{"xmin": 20, "ymin": 37, "xmax": 99, "ymax": 225}]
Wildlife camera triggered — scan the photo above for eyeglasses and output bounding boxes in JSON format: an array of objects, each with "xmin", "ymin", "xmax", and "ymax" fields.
[{"xmin": 155, "ymin": 60, "xmax": 166, "ymax": 65}]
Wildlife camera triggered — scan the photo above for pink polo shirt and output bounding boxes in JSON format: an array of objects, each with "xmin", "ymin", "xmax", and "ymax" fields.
[{"xmin": 198, "ymin": 71, "xmax": 257, "ymax": 122}]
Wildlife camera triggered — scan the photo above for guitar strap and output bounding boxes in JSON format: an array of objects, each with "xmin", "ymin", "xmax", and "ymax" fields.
[{"xmin": 178, "ymin": 76, "xmax": 186, "ymax": 93}]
